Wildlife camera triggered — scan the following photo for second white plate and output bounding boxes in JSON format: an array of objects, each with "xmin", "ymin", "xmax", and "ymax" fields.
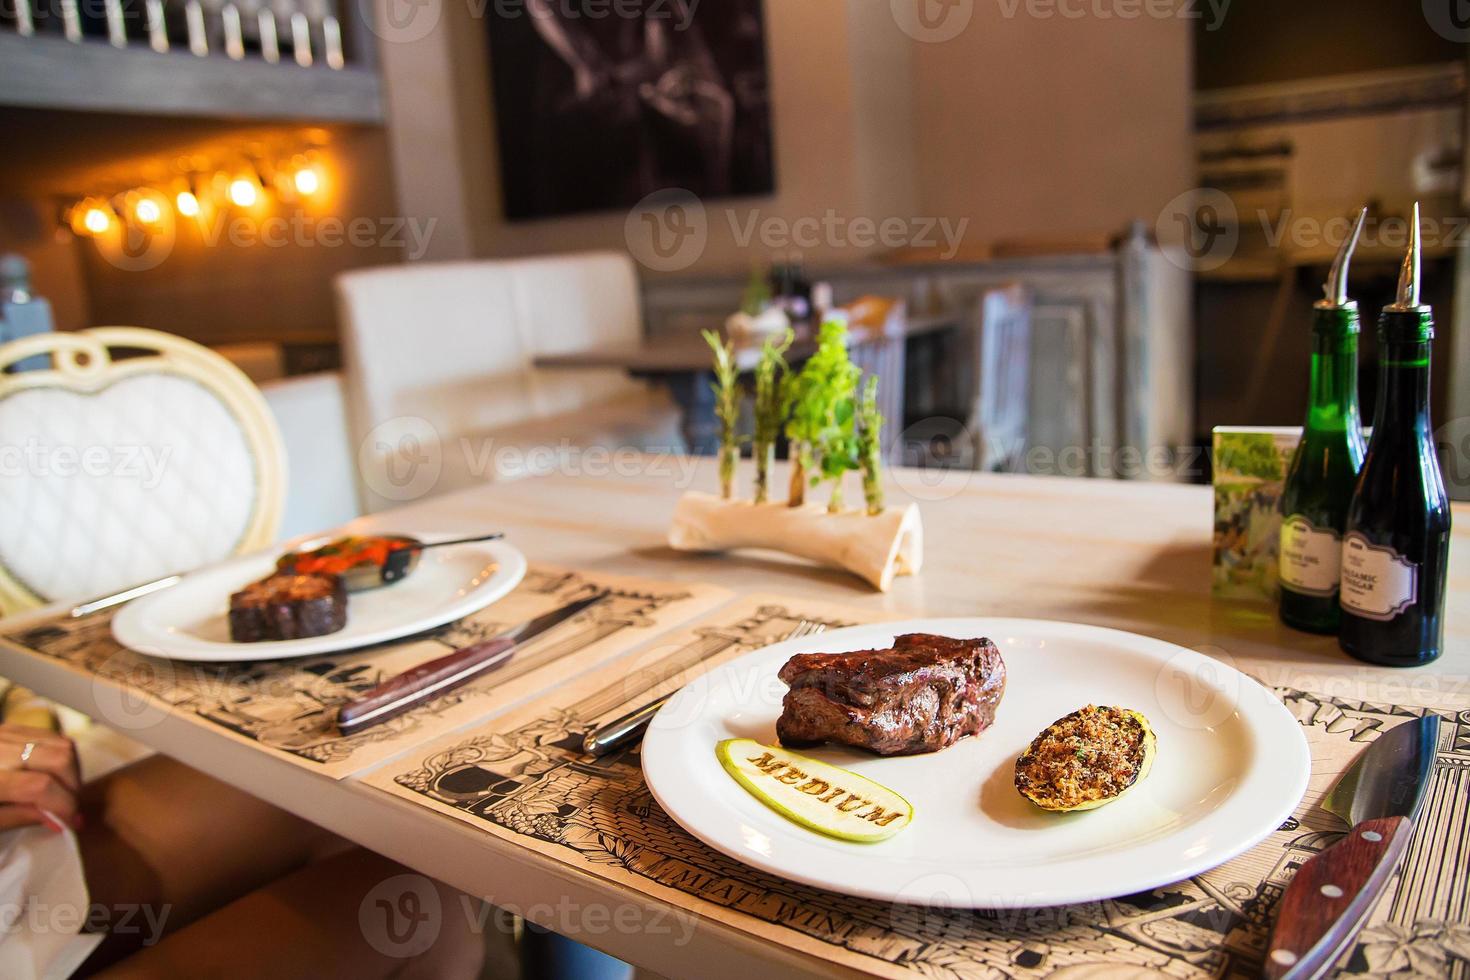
[
  {"xmin": 642, "ymin": 618, "xmax": 1309, "ymax": 908},
  {"xmin": 112, "ymin": 538, "xmax": 526, "ymax": 661}
]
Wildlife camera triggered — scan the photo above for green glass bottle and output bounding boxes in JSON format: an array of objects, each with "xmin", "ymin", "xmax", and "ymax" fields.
[
  {"xmin": 1340, "ymin": 204, "xmax": 1453, "ymax": 666},
  {"xmin": 1279, "ymin": 208, "xmax": 1369, "ymax": 633}
]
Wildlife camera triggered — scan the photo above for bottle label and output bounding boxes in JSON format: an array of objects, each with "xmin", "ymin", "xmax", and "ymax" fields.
[
  {"xmin": 1278, "ymin": 516, "xmax": 1341, "ymax": 597},
  {"xmin": 1340, "ymin": 533, "xmax": 1418, "ymax": 621}
]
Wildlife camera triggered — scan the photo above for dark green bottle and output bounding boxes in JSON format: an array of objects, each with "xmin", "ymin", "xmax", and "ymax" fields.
[
  {"xmin": 1279, "ymin": 208, "xmax": 1369, "ymax": 633},
  {"xmin": 1340, "ymin": 204, "xmax": 1452, "ymax": 666}
]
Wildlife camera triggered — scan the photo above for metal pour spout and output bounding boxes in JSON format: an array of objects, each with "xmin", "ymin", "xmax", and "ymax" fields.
[
  {"xmin": 1386, "ymin": 202, "xmax": 1424, "ymax": 312},
  {"xmin": 1317, "ymin": 205, "xmax": 1368, "ymax": 309}
]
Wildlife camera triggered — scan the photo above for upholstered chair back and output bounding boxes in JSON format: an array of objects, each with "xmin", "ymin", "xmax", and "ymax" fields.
[
  {"xmin": 336, "ymin": 251, "xmax": 662, "ymax": 508},
  {"xmin": 0, "ymin": 328, "xmax": 285, "ymax": 612}
]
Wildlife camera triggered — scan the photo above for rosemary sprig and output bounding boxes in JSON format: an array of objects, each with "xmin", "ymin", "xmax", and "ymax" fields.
[
  {"xmin": 857, "ymin": 374, "xmax": 885, "ymax": 515},
  {"xmin": 703, "ymin": 330, "xmax": 744, "ymax": 499},
  {"xmin": 752, "ymin": 329, "xmax": 793, "ymax": 504}
]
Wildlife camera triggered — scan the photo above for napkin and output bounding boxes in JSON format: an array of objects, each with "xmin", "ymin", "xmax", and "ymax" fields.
[{"xmin": 0, "ymin": 820, "xmax": 103, "ymax": 980}]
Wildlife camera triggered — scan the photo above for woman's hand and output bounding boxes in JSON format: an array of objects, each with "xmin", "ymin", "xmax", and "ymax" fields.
[{"xmin": 0, "ymin": 725, "xmax": 81, "ymax": 832}]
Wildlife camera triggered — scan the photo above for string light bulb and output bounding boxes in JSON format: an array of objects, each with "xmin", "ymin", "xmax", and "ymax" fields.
[
  {"xmin": 175, "ymin": 189, "xmax": 200, "ymax": 217},
  {"xmin": 228, "ymin": 176, "xmax": 259, "ymax": 208},
  {"xmin": 73, "ymin": 200, "xmax": 115, "ymax": 236},
  {"xmin": 293, "ymin": 164, "xmax": 321, "ymax": 196},
  {"xmin": 134, "ymin": 197, "xmax": 163, "ymax": 225}
]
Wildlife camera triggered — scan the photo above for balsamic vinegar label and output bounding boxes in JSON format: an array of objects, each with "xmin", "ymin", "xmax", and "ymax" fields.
[
  {"xmin": 1340, "ymin": 533, "xmax": 1418, "ymax": 621},
  {"xmin": 1279, "ymin": 516, "xmax": 1341, "ymax": 597}
]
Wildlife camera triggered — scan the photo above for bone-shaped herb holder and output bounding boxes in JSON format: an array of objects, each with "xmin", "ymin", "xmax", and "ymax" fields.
[{"xmin": 668, "ymin": 492, "xmax": 924, "ymax": 592}]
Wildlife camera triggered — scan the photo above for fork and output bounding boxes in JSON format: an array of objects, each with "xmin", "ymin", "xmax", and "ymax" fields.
[{"xmin": 582, "ymin": 619, "xmax": 827, "ymax": 757}]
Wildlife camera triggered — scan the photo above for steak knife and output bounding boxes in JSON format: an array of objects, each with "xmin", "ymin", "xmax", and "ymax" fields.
[
  {"xmin": 1264, "ymin": 713, "xmax": 1440, "ymax": 980},
  {"xmin": 337, "ymin": 592, "xmax": 606, "ymax": 735}
]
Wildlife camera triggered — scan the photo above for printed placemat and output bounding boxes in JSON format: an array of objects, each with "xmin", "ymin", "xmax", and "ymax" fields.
[
  {"xmin": 365, "ymin": 594, "xmax": 1470, "ymax": 979},
  {"xmin": 0, "ymin": 566, "xmax": 730, "ymax": 779}
]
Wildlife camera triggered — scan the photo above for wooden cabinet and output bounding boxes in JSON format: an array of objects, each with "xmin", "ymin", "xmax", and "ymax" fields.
[{"xmin": 641, "ymin": 225, "xmax": 1194, "ymax": 480}]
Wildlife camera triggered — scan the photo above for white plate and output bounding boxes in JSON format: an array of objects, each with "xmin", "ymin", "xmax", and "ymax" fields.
[
  {"xmin": 111, "ymin": 539, "xmax": 526, "ymax": 662},
  {"xmin": 642, "ymin": 618, "xmax": 1309, "ymax": 908}
]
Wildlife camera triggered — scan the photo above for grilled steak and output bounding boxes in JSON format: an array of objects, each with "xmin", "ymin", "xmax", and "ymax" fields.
[
  {"xmin": 776, "ymin": 633, "xmax": 1006, "ymax": 756},
  {"xmin": 229, "ymin": 573, "xmax": 347, "ymax": 642}
]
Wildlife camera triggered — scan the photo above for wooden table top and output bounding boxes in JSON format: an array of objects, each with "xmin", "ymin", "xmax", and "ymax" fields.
[
  {"xmin": 410, "ymin": 462, "xmax": 1465, "ymax": 693},
  {"xmin": 2, "ymin": 460, "xmax": 1465, "ymax": 978},
  {"xmin": 534, "ymin": 313, "xmax": 961, "ymax": 374}
]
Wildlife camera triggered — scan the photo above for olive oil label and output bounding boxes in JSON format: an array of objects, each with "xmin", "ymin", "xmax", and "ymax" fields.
[
  {"xmin": 1340, "ymin": 533, "xmax": 1418, "ymax": 621},
  {"xmin": 1278, "ymin": 516, "xmax": 1341, "ymax": 597}
]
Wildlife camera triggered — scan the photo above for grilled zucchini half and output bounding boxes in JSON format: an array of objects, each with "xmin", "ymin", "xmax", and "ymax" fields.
[
  {"xmin": 1014, "ymin": 705, "xmax": 1155, "ymax": 812},
  {"xmin": 717, "ymin": 739, "xmax": 914, "ymax": 842}
]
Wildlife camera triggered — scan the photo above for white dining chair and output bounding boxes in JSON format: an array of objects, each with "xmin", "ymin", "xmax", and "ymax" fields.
[
  {"xmin": 336, "ymin": 250, "xmax": 682, "ymax": 512},
  {"xmin": 258, "ymin": 371, "xmax": 361, "ymax": 541},
  {"xmin": 0, "ymin": 327, "xmax": 286, "ymax": 614}
]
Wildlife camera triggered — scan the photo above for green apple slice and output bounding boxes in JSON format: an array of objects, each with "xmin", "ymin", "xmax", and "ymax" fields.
[{"xmin": 716, "ymin": 739, "xmax": 914, "ymax": 842}]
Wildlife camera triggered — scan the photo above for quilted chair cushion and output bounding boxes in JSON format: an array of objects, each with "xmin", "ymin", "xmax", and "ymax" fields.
[{"xmin": 0, "ymin": 373, "xmax": 258, "ymax": 603}]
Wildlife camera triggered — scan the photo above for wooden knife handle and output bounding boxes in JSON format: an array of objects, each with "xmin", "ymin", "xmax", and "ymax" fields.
[
  {"xmin": 337, "ymin": 637, "xmax": 516, "ymax": 733},
  {"xmin": 1263, "ymin": 815, "xmax": 1413, "ymax": 980}
]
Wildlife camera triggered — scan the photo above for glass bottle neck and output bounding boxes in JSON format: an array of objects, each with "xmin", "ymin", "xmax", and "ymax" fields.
[
  {"xmin": 1373, "ymin": 340, "xmax": 1432, "ymax": 434},
  {"xmin": 1305, "ymin": 312, "xmax": 1361, "ymax": 433}
]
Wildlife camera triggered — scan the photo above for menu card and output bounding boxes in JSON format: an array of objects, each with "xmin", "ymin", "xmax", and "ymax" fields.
[{"xmin": 1212, "ymin": 426, "xmax": 1301, "ymax": 603}]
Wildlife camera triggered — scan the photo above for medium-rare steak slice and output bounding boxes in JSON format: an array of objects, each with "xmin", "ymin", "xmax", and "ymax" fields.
[
  {"xmin": 229, "ymin": 573, "xmax": 347, "ymax": 642},
  {"xmin": 775, "ymin": 633, "xmax": 1005, "ymax": 756}
]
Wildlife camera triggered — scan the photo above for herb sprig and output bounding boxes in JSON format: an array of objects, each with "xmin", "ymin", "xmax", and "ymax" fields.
[
  {"xmin": 752, "ymin": 329, "xmax": 793, "ymax": 504},
  {"xmin": 703, "ymin": 330, "xmax": 744, "ymax": 500},
  {"xmin": 704, "ymin": 317, "xmax": 886, "ymax": 514}
]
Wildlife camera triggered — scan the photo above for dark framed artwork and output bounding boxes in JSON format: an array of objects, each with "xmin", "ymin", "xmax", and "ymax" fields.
[{"xmin": 486, "ymin": 0, "xmax": 775, "ymax": 220}]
